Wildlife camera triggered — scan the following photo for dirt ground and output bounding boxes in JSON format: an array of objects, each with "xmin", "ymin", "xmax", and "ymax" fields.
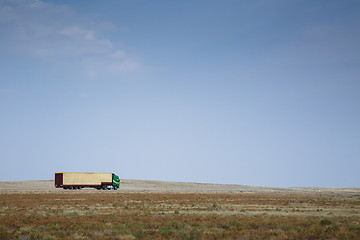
[
  {"xmin": 0, "ymin": 179, "xmax": 359, "ymax": 194},
  {"xmin": 1, "ymin": 180, "xmax": 359, "ymax": 239},
  {"xmin": 1, "ymin": 190, "xmax": 360, "ymax": 239}
]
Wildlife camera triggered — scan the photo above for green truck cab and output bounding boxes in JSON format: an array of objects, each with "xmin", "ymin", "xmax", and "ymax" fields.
[{"xmin": 112, "ymin": 173, "xmax": 120, "ymax": 189}]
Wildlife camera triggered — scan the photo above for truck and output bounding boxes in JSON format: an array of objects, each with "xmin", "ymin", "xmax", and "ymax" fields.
[{"xmin": 55, "ymin": 172, "xmax": 120, "ymax": 190}]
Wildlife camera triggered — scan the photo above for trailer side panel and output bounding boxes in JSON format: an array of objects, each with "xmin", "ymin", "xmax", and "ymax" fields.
[{"xmin": 62, "ymin": 172, "xmax": 112, "ymax": 186}]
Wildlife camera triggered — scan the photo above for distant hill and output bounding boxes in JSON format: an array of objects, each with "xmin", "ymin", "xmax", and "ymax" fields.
[{"xmin": 0, "ymin": 179, "xmax": 359, "ymax": 194}]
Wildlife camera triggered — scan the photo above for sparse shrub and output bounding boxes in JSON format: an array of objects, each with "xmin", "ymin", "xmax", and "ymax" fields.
[
  {"xmin": 0, "ymin": 226, "xmax": 10, "ymax": 239},
  {"xmin": 207, "ymin": 203, "xmax": 220, "ymax": 211},
  {"xmin": 15, "ymin": 226, "xmax": 39, "ymax": 240},
  {"xmin": 228, "ymin": 219, "xmax": 243, "ymax": 231},
  {"xmin": 159, "ymin": 226, "xmax": 173, "ymax": 238},
  {"xmin": 324, "ymin": 223, "xmax": 339, "ymax": 233},
  {"xmin": 45, "ymin": 223, "xmax": 60, "ymax": 232},
  {"xmin": 348, "ymin": 222, "xmax": 360, "ymax": 233},
  {"xmin": 280, "ymin": 224, "xmax": 291, "ymax": 231},
  {"xmin": 133, "ymin": 231, "xmax": 144, "ymax": 239},
  {"xmin": 42, "ymin": 235, "xmax": 56, "ymax": 240},
  {"xmin": 320, "ymin": 218, "xmax": 333, "ymax": 225}
]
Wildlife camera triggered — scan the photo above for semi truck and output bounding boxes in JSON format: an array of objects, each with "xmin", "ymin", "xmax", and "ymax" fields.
[{"xmin": 55, "ymin": 172, "xmax": 120, "ymax": 190}]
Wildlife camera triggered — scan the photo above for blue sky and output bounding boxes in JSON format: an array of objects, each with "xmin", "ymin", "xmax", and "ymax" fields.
[{"xmin": 1, "ymin": 0, "xmax": 359, "ymax": 187}]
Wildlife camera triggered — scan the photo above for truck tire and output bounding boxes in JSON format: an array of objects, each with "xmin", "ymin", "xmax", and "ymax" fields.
[{"xmin": 114, "ymin": 186, "xmax": 117, "ymax": 190}]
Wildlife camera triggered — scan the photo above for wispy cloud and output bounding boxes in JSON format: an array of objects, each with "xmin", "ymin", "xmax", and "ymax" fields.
[
  {"xmin": 0, "ymin": 88, "xmax": 18, "ymax": 95},
  {"xmin": 111, "ymin": 50, "xmax": 126, "ymax": 59},
  {"xmin": 0, "ymin": 0, "xmax": 140, "ymax": 78},
  {"xmin": 81, "ymin": 58, "xmax": 140, "ymax": 79},
  {"xmin": 0, "ymin": 2, "xmax": 19, "ymax": 22},
  {"xmin": 59, "ymin": 26, "xmax": 95, "ymax": 41}
]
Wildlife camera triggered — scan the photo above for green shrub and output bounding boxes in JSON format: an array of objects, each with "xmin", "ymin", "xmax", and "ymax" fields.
[
  {"xmin": 133, "ymin": 231, "xmax": 144, "ymax": 239},
  {"xmin": 159, "ymin": 226, "xmax": 174, "ymax": 237},
  {"xmin": 0, "ymin": 226, "xmax": 10, "ymax": 239},
  {"xmin": 348, "ymin": 222, "xmax": 360, "ymax": 233},
  {"xmin": 324, "ymin": 223, "xmax": 338, "ymax": 233},
  {"xmin": 320, "ymin": 219, "xmax": 333, "ymax": 225}
]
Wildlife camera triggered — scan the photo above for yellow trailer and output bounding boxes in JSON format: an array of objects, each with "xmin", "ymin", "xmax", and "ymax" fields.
[{"xmin": 55, "ymin": 172, "xmax": 120, "ymax": 190}]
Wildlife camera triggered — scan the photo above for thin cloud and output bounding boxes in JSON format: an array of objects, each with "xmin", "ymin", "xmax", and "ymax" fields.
[
  {"xmin": 58, "ymin": 26, "xmax": 96, "ymax": 40},
  {"xmin": 0, "ymin": 0, "xmax": 140, "ymax": 78},
  {"xmin": 81, "ymin": 58, "xmax": 140, "ymax": 79},
  {"xmin": 111, "ymin": 50, "xmax": 126, "ymax": 59},
  {"xmin": 0, "ymin": 88, "xmax": 18, "ymax": 95},
  {"xmin": 0, "ymin": 3, "xmax": 19, "ymax": 22}
]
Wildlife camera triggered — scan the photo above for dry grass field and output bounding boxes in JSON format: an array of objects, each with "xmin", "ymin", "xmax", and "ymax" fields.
[{"xmin": 0, "ymin": 180, "xmax": 359, "ymax": 239}]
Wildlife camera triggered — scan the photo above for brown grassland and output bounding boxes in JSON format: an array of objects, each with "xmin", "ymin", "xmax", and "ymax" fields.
[{"xmin": 0, "ymin": 191, "xmax": 360, "ymax": 239}]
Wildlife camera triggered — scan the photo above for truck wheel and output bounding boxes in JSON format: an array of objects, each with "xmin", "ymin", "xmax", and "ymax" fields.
[
  {"xmin": 114, "ymin": 186, "xmax": 117, "ymax": 190},
  {"xmin": 102, "ymin": 185, "xmax": 107, "ymax": 190}
]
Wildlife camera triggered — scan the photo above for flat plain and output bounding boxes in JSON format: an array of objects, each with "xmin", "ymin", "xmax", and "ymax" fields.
[{"xmin": 1, "ymin": 180, "xmax": 359, "ymax": 239}]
